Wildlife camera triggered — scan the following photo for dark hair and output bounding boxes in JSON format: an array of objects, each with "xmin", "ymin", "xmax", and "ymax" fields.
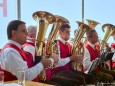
[
  {"xmin": 86, "ymin": 29, "xmax": 97, "ymax": 38},
  {"xmin": 59, "ymin": 23, "xmax": 70, "ymax": 32},
  {"xmin": 7, "ymin": 20, "xmax": 26, "ymax": 39}
]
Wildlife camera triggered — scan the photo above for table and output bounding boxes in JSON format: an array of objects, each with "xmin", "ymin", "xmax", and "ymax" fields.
[{"xmin": 5, "ymin": 80, "xmax": 55, "ymax": 86}]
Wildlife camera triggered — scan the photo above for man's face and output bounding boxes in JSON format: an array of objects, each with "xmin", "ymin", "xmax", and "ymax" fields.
[
  {"xmin": 89, "ymin": 32, "xmax": 98, "ymax": 44},
  {"xmin": 13, "ymin": 24, "xmax": 27, "ymax": 45},
  {"xmin": 28, "ymin": 28, "xmax": 37, "ymax": 38},
  {"xmin": 60, "ymin": 28, "xmax": 70, "ymax": 41}
]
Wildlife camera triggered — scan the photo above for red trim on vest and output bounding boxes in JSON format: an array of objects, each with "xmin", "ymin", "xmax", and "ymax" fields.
[
  {"xmin": 22, "ymin": 42, "xmax": 35, "ymax": 48},
  {"xmin": 1, "ymin": 43, "xmax": 39, "ymax": 82}
]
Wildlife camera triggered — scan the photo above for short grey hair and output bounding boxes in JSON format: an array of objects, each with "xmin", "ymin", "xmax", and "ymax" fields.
[{"xmin": 27, "ymin": 25, "xmax": 37, "ymax": 33}]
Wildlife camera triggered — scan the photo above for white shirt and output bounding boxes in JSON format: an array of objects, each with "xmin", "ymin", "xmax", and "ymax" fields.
[
  {"xmin": 83, "ymin": 42, "xmax": 95, "ymax": 71},
  {"xmin": 56, "ymin": 37, "xmax": 70, "ymax": 67},
  {"xmin": 0, "ymin": 40, "xmax": 43, "ymax": 81},
  {"xmin": 111, "ymin": 46, "xmax": 115, "ymax": 61}
]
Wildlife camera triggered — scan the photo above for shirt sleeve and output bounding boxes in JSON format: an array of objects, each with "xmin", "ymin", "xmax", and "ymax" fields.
[
  {"xmin": 55, "ymin": 45, "xmax": 70, "ymax": 67},
  {"xmin": 83, "ymin": 47, "xmax": 92, "ymax": 70},
  {"xmin": 1, "ymin": 48, "xmax": 43, "ymax": 80}
]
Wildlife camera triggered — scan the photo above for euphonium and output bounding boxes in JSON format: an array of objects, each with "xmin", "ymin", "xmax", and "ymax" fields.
[
  {"xmin": 47, "ymin": 15, "xmax": 69, "ymax": 56},
  {"xmin": 32, "ymin": 11, "xmax": 56, "ymax": 81},
  {"xmin": 71, "ymin": 21, "xmax": 91, "ymax": 71}
]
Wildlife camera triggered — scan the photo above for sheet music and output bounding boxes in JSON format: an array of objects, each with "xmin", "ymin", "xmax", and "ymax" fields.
[{"xmin": 86, "ymin": 58, "xmax": 100, "ymax": 74}]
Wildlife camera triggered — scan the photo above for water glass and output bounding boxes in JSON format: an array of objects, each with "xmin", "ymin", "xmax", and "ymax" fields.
[{"xmin": 17, "ymin": 68, "xmax": 25, "ymax": 86}]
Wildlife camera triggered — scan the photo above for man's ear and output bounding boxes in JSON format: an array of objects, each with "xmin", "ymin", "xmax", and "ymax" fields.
[{"xmin": 12, "ymin": 30, "xmax": 16, "ymax": 37}]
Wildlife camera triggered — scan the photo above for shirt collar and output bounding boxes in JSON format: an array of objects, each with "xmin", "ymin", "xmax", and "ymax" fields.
[
  {"xmin": 57, "ymin": 37, "xmax": 67, "ymax": 44},
  {"xmin": 27, "ymin": 40, "xmax": 34, "ymax": 43},
  {"xmin": 87, "ymin": 42, "xmax": 95, "ymax": 49},
  {"xmin": 8, "ymin": 40, "xmax": 22, "ymax": 49}
]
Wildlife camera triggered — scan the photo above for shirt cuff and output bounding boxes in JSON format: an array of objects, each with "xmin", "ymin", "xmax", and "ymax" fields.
[{"xmin": 65, "ymin": 57, "xmax": 70, "ymax": 62}]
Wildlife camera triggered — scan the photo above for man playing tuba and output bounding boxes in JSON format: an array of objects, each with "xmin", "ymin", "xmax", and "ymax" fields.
[{"xmin": 83, "ymin": 29, "xmax": 115, "ymax": 83}]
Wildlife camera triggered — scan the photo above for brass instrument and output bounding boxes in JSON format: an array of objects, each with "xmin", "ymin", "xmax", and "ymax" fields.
[
  {"xmin": 84, "ymin": 19, "xmax": 100, "ymax": 43},
  {"xmin": 100, "ymin": 24, "xmax": 115, "ymax": 69},
  {"xmin": 71, "ymin": 21, "xmax": 91, "ymax": 71},
  {"xmin": 33, "ymin": 11, "xmax": 56, "ymax": 56},
  {"xmin": 86, "ymin": 19, "xmax": 100, "ymax": 29},
  {"xmin": 101, "ymin": 24, "xmax": 115, "ymax": 51},
  {"xmin": 33, "ymin": 11, "xmax": 56, "ymax": 81},
  {"xmin": 47, "ymin": 15, "xmax": 69, "ymax": 55}
]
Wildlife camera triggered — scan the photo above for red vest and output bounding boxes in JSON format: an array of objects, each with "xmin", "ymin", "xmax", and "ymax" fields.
[
  {"xmin": 111, "ymin": 43, "xmax": 115, "ymax": 49},
  {"xmin": 52, "ymin": 40, "xmax": 72, "ymax": 73},
  {"xmin": 84, "ymin": 43, "xmax": 100, "ymax": 72},
  {"xmin": 0, "ymin": 43, "xmax": 39, "ymax": 82},
  {"xmin": 107, "ymin": 43, "xmax": 115, "ymax": 68}
]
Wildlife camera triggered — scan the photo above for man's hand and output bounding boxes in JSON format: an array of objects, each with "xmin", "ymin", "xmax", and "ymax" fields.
[
  {"xmin": 51, "ymin": 53, "xmax": 59, "ymax": 64},
  {"xmin": 70, "ymin": 52, "xmax": 83, "ymax": 62},
  {"xmin": 41, "ymin": 58, "xmax": 52, "ymax": 68}
]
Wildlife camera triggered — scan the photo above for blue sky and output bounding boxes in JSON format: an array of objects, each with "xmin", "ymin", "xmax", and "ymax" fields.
[{"xmin": 0, "ymin": 0, "xmax": 115, "ymax": 48}]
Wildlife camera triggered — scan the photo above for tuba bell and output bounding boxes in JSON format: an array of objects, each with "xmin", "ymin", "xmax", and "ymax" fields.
[
  {"xmin": 71, "ymin": 21, "xmax": 91, "ymax": 71},
  {"xmin": 86, "ymin": 19, "xmax": 100, "ymax": 29}
]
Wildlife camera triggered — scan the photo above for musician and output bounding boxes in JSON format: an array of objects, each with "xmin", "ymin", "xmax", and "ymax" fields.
[
  {"xmin": 83, "ymin": 29, "xmax": 115, "ymax": 82},
  {"xmin": 107, "ymin": 31, "xmax": 115, "ymax": 68},
  {"xmin": 22, "ymin": 25, "xmax": 61, "ymax": 86},
  {"xmin": 23, "ymin": 25, "xmax": 37, "ymax": 59},
  {"xmin": 0, "ymin": 20, "xmax": 52, "ymax": 82},
  {"xmin": 51, "ymin": 24, "xmax": 92, "ymax": 86}
]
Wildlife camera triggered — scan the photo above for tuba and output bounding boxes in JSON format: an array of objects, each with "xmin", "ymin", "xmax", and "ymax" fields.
[
  {"xmin": 47, "ymin": 15, "xmax": 69, "ymax": 56},
  {"xmin": 71, "ymin": 21, "xmax": 91, "ymax": 71},
  {"xmin": 100, "ymin": 24, "xmax": 115, "ymax": 69},
  {"xmin": 33, "ymin": 11, "xmax": 56, "ymax": 81},
  {"xmin": 101, "ymin": 24, "xmax": 115, "ymax": 51}
]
